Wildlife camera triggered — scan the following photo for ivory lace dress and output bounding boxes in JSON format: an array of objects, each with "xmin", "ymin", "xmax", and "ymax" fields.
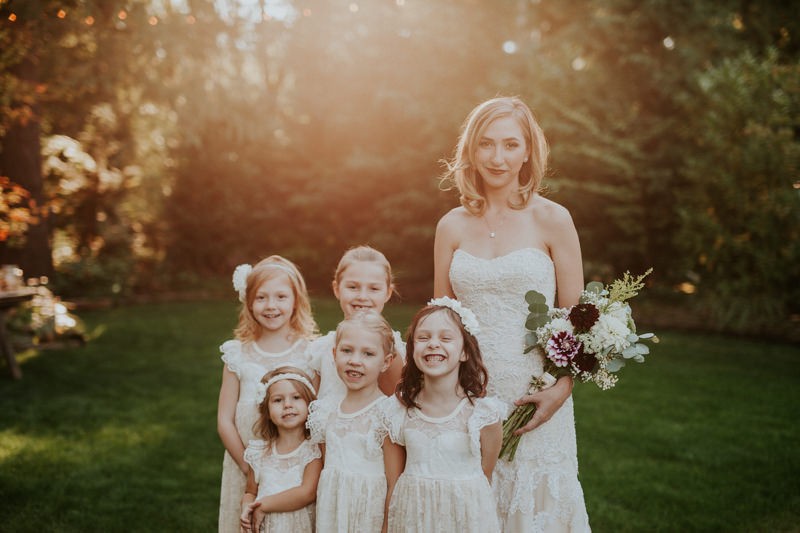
[
  {"xmin": 306, "ymin": 395, "xmax": 389, "ymax": 531},
  {"xmin": 217, "ymin": 339, "xmax": 312, "ymax": 533},
  {"xmin": 306, "ymin": 330, "xmax": 405, "ymax": 401},
  {"xmin": 243, "ymin": 439, "xmax": 321, "ymax": 533},
  {"xmin": 449, "ymin": 248, "xmax": 591, "ymax": 532},
  {"xmin": 382, "ymin": 395, "xmax": 507, "ymax": 533}
]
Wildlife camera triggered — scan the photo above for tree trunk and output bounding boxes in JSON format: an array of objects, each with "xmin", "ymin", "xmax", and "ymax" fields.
[{"xmin": 0, "ymin": 57, "xmax": 52, "ymax": 279}]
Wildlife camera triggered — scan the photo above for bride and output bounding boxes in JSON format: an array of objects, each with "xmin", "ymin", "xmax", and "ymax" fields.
[{"xmin": 433, "ymin": 96, "xmax": 591, "ymax": 532}]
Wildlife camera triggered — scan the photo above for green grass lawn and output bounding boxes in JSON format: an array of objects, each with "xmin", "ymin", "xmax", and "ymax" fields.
[{"xmin": 1, "ymin": 299, "xmax": 798, "ymax": 532}]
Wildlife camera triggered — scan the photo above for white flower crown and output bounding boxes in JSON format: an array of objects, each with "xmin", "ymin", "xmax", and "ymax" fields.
[
  {"xmin": 255, "ymin": 372, "xmax": 317, "ymax": 404},
  {"xmin": 427, "ymin": 296, "xmax": 481, "ymax": 336},
  {"xmin": 232, "ymin": 262, "xmax": 298, "ymax": 303},
  {"xmin": 232, "ymin": 264, "xmax": 252, "ymax": 302}
]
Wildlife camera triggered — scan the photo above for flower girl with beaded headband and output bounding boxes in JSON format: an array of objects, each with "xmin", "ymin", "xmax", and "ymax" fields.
[
  {"xmin": 306, "ymin": 245, "xmax": 405, "ymax": 401},
  {"xmin": 382, "ymin": 297, "xmax": 508, "ymax": 533},
  {"xmin": 306, "ymin": 311, "xmax": 404, "ymax": 532},
  {"xmin": 217, "ymin": 256, "xmax": 318, "ymax": 533},
  {"xmin": 239, "ymin": 367, "xmax": 323, "ymax": 533}
]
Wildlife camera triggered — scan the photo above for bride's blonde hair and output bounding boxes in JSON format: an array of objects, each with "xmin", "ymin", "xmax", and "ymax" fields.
[{"xmin": 441, "ymin": 96, "xmax": 548, "ymax": 216}]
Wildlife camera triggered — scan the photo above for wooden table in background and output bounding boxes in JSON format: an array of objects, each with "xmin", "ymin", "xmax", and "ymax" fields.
[{"xmin": 0, "ymin": 289, "xmax": 36, "ymax": 379}]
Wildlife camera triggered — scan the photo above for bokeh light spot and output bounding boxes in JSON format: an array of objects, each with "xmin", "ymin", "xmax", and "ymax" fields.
[
  {"xmin": 502, "ymin": 40, "xmax": 518, "ymax": 54},
  {"xmin": 663, "ymin": 36, "xmax": 675, "ymax": 50},
  {"xmin": 571, "ymin": 56, "xmax": 587, "ymax": 71}
]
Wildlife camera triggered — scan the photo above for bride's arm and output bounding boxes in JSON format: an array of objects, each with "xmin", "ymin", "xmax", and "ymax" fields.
[
  {"xmin": 433, "ymin": 211, "xmax": 459, "ymax": 298},
  {"xmin": 548, "ymin": 204, "xmax": 584, "ymax": 308},
  {"xmin": 514, "ymin": 203, "xmax": 583, "ymax": 434}
]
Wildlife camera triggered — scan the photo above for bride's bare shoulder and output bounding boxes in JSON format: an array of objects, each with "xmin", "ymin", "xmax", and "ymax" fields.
[
  {"xmin": 437, "ymin": 206, "xmax": 472, "ymax": 232},
  {"xmin": 529, "ymin": 195, "xmax": 573, "ymax": 227}
]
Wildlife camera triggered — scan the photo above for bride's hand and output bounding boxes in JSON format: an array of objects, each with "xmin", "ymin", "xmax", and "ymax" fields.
[{"xmin": 513, "ymin": 376, "xmax": 573, "ymax": 435}]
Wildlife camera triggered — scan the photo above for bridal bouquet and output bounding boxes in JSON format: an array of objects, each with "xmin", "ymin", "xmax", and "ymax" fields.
[{"xmin": 499, "ymin": 270, "xmax": 657, "ymax": 461}]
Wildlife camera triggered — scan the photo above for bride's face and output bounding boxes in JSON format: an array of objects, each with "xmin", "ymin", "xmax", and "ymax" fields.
[{"xmin": 473, "ymin": 116, "xmax": 528, "ymax": 193}]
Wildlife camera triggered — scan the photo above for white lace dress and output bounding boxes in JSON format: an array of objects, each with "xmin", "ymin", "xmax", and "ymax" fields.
[
  {"xmin": 218, "ymin": 339, "xmax": 312, "ymax": 533},
  {"xmin": 382, "ymin": 395, "xmax": 507, "ymax": 533},
  {"xmin": 306, "ymin": 330, "xmax": 405, "ymax": 401},
  {"xmin": 243, "ymin": 439, "xmax": 321, "ymax": 532},
  {"xmin": 449, "ymin": 248, "xmax": 591, "ymax": 532},
  {"xmin": 306, "ymin": 395, "xmax": 389, "ymax": 531}
]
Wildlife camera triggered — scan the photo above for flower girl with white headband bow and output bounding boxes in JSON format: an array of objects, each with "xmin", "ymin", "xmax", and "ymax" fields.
[
  {"xmin": 382, "ymin": 297, "xmax": 508, "ymax": 533},
  {"xmin": 239, "ymin": 367, "xmax": 323, "ymax": 533},
  {"xmin": 217, "ymin": 256, "xmax": 318, "ymax": 533}
]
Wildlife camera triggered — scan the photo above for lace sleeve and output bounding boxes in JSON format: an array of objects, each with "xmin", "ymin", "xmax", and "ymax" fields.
[
  {"xmin": 220, "ymin": 340, "xmax": 244, "ymax": 378},
  {"xmin": 468, "ymin": 396, "xmax": 510, "ymax": 457},
  {"xmin": 306, "ymin": 333, "xmax": 334, "ymax": 374},
  {"xmin": 298, "ymin": 441, "xmax": 323, "ymax": 468},
  {"xmin": 243, "ymin": 439, "xmax": 268, "ymax": 482},
  {"xmin": 378, "ymin": 396, "xmax": 407, "ymax": 446},
  {"xmin": 305, "ymin": 398, "xmax": 333, "ymax": 445},
  {"xmin": 365, "ymin": 397, "xmax": 391, "ymax": 456}
]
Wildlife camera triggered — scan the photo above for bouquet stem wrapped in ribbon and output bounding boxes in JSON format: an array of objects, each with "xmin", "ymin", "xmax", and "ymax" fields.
[{"xmin": 499, "ymin": 270, "xmax": 658, "ymax": 462}]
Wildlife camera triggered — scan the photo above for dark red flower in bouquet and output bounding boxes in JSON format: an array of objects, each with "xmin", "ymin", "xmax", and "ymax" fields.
[
  {"xmin": 545, "ymin": 331, "xmax": 582, "ymax": 367},
  {"xmin": 568, "ymin": 303, "xmax": 600, "ymax": 333},
  {"xmin": 573, "ymin": 346, "xmax": 598, "ymax": 373}
]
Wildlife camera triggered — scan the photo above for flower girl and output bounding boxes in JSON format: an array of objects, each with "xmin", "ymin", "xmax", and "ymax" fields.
[
  {"xmin": 383, "ymin": 297, "xmax": 507, "ymax": 533},
  {"xmin": 306, "ymin": 245, "xmax": 405, "ymax": 401},
  {"xmin": 217, "ymin": 256, "xmax": 317, "ymax": 533},
  {"xmin": 239, "ymin": 367, "xmax": 323, "ymax": 533},
  {"xmin": 306, "ymin": 311, "xmax": 404, "ymax": 532}
]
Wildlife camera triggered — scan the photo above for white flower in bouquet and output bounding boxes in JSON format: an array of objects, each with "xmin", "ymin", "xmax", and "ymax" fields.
[
  {"xmin": 501, "ymin": 269, "xmax": 657, "ymax": 461},
  {"xmin": 585, "ymin": 312, "xmax": 631, "ymax": 354}
]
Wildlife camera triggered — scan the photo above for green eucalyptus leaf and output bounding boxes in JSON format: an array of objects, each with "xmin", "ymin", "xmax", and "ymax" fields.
[
  {"xmin": 525, "ymin": 291, "xmax": 547, "ymax": 305},
  {"xmin": 585, "ymin": 281, "xmax": 604, "ymax": 294},
  {"xmin": 528, "ymin": 303, "xmax": 550, "ymax": 315},
  {"xmin": 525, "ymin": 332, "xmax": 537, "ymax": 346},
  {"xmin": 606, "ymin": 358, "xmax": 626, "ymax": 372},
  {"xmin": 523, "ymin": 345, "xmax": 535, "ymax": 354},
  {"xmin": 622, "ymin": 346, "xmax": 638, "ymax": 358},
  {"xmin": 526, "ymin": 316, "xmax": 549, "ymax": 330}
]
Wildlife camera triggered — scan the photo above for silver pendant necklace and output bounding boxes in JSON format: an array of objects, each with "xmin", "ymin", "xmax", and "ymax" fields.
[{"xmin": 483, "ymin": 212, "xmax": 506, "ymax": 239}]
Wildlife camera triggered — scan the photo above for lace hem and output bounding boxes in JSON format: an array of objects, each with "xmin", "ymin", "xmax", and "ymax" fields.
[
  {"xmin": 494, "ymin": 457, "xmax": 590, "ymax": 532},
  {"xmin": 389, "ymin": 474, "xmax": 499, "ymax": 533},
  {"xmin": 316, "ymin": 468, "xmax": 387, "ymax": 532}
]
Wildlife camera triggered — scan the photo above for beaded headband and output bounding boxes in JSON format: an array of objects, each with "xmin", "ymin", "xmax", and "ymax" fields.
[
  {"xmin": 255, "ymin": 372, "xmax": 317, "ymax": 404},
  {"xmin": 427, "ymin": 296, "xmax": 481, "ymax": 336},
  {"xmin": 232, "ymin": 263, "xmax": 297, "ymax": 303}
]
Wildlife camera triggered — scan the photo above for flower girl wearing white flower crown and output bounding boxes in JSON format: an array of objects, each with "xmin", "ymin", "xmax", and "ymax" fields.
[
  {"xmin": 217, "ymin": 256, "xmax": 318, "ymax": 533},
  {"xmin": 383, "ymin": 298, "xmax": 508, "ymax": 533},
  {"xmin": 239, "ymin": 367, "xmax": 323, "ymax": 533},
  {"xmin": 306, "ymin": 311, "xmax": 405, "ymax": 532}
]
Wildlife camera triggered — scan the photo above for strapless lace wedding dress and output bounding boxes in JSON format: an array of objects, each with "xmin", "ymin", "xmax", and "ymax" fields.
[{"xmin": 450, "ymin": 248, "xmax": 591, "ymax": 533}]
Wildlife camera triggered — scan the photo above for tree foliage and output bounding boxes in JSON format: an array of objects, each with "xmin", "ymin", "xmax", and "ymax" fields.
[{"xmin": 1, "ymin": 0, "xmax": 798, "ymax": 331}]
